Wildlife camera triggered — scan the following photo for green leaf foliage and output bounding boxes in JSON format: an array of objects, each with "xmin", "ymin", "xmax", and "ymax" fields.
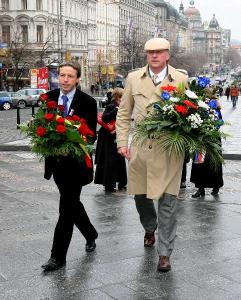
[{"xmin": 133, "ymin": 81, "xmax": 228, "ymax": 172}]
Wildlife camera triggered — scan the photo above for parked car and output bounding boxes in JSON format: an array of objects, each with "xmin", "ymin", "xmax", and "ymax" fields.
[
  {"xmin": 8, "ymin": 91, "xmax": 33, "ymax": 108},
  {"xmin": 17, "ymin": 88, "xmax": 47, "ymax": 106},
  {"xmin": 94, "ymin": 96, "xmax": 108, "ymax": 109},
  {"xmin": 0, "ymin": 91, "xmax": 12, "ymax": 110}
]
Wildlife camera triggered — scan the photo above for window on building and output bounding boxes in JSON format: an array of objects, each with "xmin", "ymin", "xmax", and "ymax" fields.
[
  {"xmin": 2, "ymin": 0, "xmax": 9, "ymax": 10},
  {"xmin": 2, "ymin": 25, "xmax": 10, "ymax": 43},
  {"xmin": 36, "ymin": 0, "xmax": 42, "ymax": 10},
  {"xmin": 37, "ymin": 25, "xmax": 43, "ymax": 43},
  {"xmin": 21, "ymin": 25, "xmax": 28, "ymax": 43},
  {"xmin": 21, "ymin": 0, "xmax": 27, "ymax": 10}
]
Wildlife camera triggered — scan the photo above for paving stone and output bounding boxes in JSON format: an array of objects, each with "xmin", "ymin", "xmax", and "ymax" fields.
[{"xmin": 1, "ymin": 99, "xmax": 241, "ymax": 299}]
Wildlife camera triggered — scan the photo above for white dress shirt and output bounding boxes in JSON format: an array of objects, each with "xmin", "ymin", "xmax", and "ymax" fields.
[
  {"xmin": 58, "ymin": 88, "xmax": 76, "ymax": 114},
  {"xmin": 149, "ymin": 66, "xmax": 167, "ymax": 84}
]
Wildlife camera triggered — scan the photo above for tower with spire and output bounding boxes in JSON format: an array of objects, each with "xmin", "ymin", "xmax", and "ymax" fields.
[{"xmin": 179, "ymin": 2, "xmax": 184, "ymax": 14}]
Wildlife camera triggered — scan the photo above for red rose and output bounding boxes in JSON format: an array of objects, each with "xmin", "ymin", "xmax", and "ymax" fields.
[
  {"xmin": 36, "ymin": 126, "xmax": 46, "ymax": 137},
  {"xmin": 174, "ymin": 104, "xmax": 188, "ymax": 115},
  {"xmin": 47, "ymin": 101, "xmax": 57, "ymax": 109},
  {"xmin": 56, "ymin": 117, "xmax": 65, "ymax": 124},
  {"xmin": 40, "ymin": 94, "xmax": 48, "ymax": 102},
  {"xmin": 80, "ymin": 118, "xmax": 87, "ymax": 124},
  {"xmin": 78, "ymin": 123, "xmax": 94, "ymax": 136},
  {"xmin": 161, "ymin": 85, "xmax": 177, "ymax": 92},
  {"xmin": 66, "ymin": 116, "xmax": 73, "ymax": 121},
  {"xmin": 44, "ymin": 113, "xmax": 54, "ymax": 121},
  {"xmin": 56, "ymin": 124, "xmax": 66, "ymax": 134},
  {"xmin": 72, "ymin": 115, "xmax": 81, "ymax": 122},
  {"xmin": 57, "ymin": 105, "xmax": 65, "ymax": 112},
  {"xmin": 183, "ymin": 100, "xmax": 198, "ymax": 109},
  {"xmin": 85, "ymin": 155, "xmax": 92, "ymax": 168}
]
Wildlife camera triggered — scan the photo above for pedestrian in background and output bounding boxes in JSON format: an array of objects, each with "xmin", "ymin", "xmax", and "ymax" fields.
[
  {"xmin": 106, "ymin": 87, "xmax": 114, "ymax": 106},
  {"xmin": 180, "ymin": 155, "xmax": 190, "ymax": 189},
  {"xmin": 218, "ymin": 86, "xmax": 223, "ymax": 97},
  {"xmin": 94, "ymin": 83, "xmax": 100, "ymax": 95},
  {"xmin": 41, "ymin": 62, "xmax": 98, "ymax": 272},
  {"xmin": 230, "ymin": 84, "xmax": 239, "ymax": 108},
  {"xmin": 94, "ymin": 87, "xmax": 127, "ymax": 193},
  {"xmin": 90, "ymin": 84, "xmax": 95, "ymax": 94},
  {"xmin": 116, "ymin": 38, "xmax": 188, "ymax": 272},
  {"xmin": 225, "ymin": 85, "xmax": 230, "ymax": 101}
]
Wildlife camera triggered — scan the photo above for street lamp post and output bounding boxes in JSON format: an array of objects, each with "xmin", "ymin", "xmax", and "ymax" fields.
[
  {"xmin": 57, "ymin": 0, "xmax": 64, "ymax": 62},
  {"xmin": 104, "ymin": 0, "xmax": 118, "ymax": 86},
  {"xmin": 105, "ymin": 2, "xmax": 109, "ymax": 85}
]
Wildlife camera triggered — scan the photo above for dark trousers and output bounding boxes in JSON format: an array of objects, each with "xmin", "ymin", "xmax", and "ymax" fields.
[
  {"xmin": 51, "ymin": 172, "xmax": 98, "ymax": 261},
  {"xmin": 181, "ymin": 161, "xmax": 187, "ymax": 183}
]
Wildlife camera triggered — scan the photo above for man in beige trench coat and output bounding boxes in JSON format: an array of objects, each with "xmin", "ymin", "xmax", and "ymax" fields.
[{"xmin": 116, "ymin": 37, "xmax": 188, "ymax": 272}]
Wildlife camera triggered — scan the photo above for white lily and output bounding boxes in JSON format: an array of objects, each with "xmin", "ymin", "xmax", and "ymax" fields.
[
  {"xmin": 170, "ymin": 97, "xmax": 179, "ymax": 103},
  {"xmin": 185, "ymin": 90, "xmax": 198, "ymax": 99},
  {"xmin": 197, "ymin": 100, "xmax": 209, "ymax": 109}
]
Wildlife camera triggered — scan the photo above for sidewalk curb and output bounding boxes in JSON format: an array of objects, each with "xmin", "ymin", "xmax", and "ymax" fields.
[
  {"xmin": 0, "ymin": 145, "xmax": 30, "ymax": 151},
  {"xmin": 223, "ymin": 154, "xmax": 241, "ymax": 160},
  {"xmin": 0, "ymin": 144, "xmax": 241, "ymax": 160}
]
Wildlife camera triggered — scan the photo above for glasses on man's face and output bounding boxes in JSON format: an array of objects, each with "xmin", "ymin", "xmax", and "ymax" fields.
[{"xmin": 146, "ymin": 50, "xmax": 167, "ymax": 55}]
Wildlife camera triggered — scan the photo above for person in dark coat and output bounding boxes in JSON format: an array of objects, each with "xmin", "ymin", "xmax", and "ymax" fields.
[
  {"xmin": 191, "ymin": 98, "xmax": 224, "ymax": 197},
  {"xmin": 180, "ymin": 155, "xmax": 190, "ymax": 188},
  {"xmin": 94, "ymin": 88, "xmax": 127, "ymax": 192},
  {"xmin": 41, "ymin": 62, "xmax": 98, "ymax": 272},
  {"xmin": 225, "ymin": 86, "xmax": 230, "ymax": 101}
]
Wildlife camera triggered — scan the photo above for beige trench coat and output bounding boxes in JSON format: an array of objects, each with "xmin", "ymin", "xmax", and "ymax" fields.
[{"xmin": 116, "ymin": 65, "xmax": 189, "ymax": 200}]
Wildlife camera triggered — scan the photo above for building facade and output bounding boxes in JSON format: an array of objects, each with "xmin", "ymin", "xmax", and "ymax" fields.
[
  {"xmin": 205, "ymin": 14, "xmax": 222, "ymax": 65},
  {"xmin": 0, "ymin": 0, "xmax": 232, "ymax": 89},
  {"xmin": 119, "ymin": 0, "xmax": 155, "ymax": 72},
  {"xmin": 87, "ymin": 0, "xmax": 97, "ymax": 87},
  {"xmin": 183, "ymin": 2, "xmax": 206, "ymax": 53},
  {"xmin": 0, "ymin": 0, "xmax": 94, "ymax": 89},
  {"xmin": 95, "ymin": 0, "xmax": 119, "ymax": 85},
  {"xmin": 150, "ymin": 0, "xmax": 192, "ymax": 53}
]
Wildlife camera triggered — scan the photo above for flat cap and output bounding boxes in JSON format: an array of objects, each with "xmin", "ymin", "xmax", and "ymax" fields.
[{"xmin": 144, "ymin": 38, "xmax": 170, "ymax": 51}]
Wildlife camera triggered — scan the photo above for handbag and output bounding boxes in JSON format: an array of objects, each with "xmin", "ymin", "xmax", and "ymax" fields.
[{"xmin": 97, "ymin": 112, "xmax": 116, "ymax": 132}]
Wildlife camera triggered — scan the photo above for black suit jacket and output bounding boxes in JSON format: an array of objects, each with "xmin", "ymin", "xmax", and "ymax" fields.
[{"xmin": 43, "ymin": 88, "xmax": 97, "ymax": 186}]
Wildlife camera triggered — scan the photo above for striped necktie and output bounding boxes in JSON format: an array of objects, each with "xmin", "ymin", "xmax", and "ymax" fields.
[
  {"xmin": 152, "ymin": 74, "xmax": 158, "ymax": 85},
  {"xmin": 62, "ymin": 95, "xmax": 69, "ymax": 117}
]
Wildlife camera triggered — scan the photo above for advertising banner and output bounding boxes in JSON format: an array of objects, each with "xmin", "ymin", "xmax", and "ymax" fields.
[
  {"xmin": 37, "ymin": 67, "xmax": 49, "ymax": 90},
  {"xmin": 49, "ymin": 67, "xmax": 59, "ymax": 90},
  {"xmin": 30, "ymin": 69, "xmax": 38, "ymax": 88},
  {"xmin": 101, "ymin": 66, "xmax": 107, "ymax": 75},
  {"xmin": 108, "ymin": 65, "xmax": 114, "ymax": 75}
]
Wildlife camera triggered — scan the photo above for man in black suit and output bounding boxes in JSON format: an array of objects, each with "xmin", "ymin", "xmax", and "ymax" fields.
[{"xmin": 41, "ymin": 62, "xmax": 98, "ymax": 272}]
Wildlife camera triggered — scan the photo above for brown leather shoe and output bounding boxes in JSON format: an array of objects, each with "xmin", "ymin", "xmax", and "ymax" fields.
[
  {"xmin": 144, "ymin": 232, "xmax": 155, "ymax": 247},
  {"xmin": 157, "ymin": 256, "xmax": 171, "ymax": 272}
]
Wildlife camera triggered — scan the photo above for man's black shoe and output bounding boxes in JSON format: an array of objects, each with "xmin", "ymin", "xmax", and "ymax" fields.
[
  {"xmin": 85, "ymin": 240, "xmax": 96, "ymax": 252},
  {"xmin": 118, "ymin": 186, "xmax": 127, "ymax": 191},
  {"xmin": 41, "ymin": 258, "xmax": 66, "ymax": 272},
  {"xmin": 211, "ymin": 188, "xmax": 219, "ymax": 195},
  {"xmin": 105, "ymin": 187, "xmax": 116, "ymax": 193}
]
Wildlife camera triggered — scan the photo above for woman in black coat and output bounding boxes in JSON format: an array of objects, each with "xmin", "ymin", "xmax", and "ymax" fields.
[
  {"xmin": 94, "ymin": 88, "xmax": 127, "ymax": 192},
  {"xmin": 190, "ymin": 99, "xmax": 224, "ymax": 197}
]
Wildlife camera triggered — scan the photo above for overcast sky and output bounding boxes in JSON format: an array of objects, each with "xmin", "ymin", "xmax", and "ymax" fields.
[{"xmin": 169, "ymin": 0, "xmax": 241, "ymax": 41}]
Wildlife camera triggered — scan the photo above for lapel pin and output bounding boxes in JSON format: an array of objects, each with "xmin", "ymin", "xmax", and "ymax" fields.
[{"xmin": 69, "ymin": 109, "xmax": 75, "ymax": 116}]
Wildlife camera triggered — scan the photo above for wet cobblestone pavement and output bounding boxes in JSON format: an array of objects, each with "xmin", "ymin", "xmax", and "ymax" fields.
[
  {"xmin": 1, "ymin": 95, "xmax": 241, "ymax": 299},
  {"xmin": 0, "ymin": 96, "xmax": 241, "ymax": 157},
  {"xmin": 0, "ymin": 108, "xmax": 32, "ymax": 144},
  {"xmin": 1, "ymin": 152, "xmax": 241, "ymax": 299}
]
